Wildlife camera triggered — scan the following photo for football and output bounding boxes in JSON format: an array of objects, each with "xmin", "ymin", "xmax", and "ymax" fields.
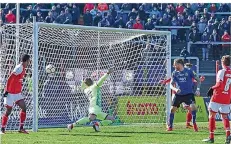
[
  {"xmin": 45, "ymin": 64, "xmax": 56, "ymax": 74},
  {"xmin": 66, "ymin": 71, "xmax": 74, "ymax": 80}
]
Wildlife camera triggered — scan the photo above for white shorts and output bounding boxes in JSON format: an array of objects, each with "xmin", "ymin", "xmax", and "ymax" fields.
[
  {"xmin": 4, "ymin": 93, "xmax": 23, "ymax": 107},
  {"xmin": 209, "ymin": 101, "xmax": 230, "ymax": 114}
]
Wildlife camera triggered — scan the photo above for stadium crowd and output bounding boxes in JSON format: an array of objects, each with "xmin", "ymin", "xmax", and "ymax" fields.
[{"xmin": 0, "ymin": 3, "xmax": 231, "ymax": 60}]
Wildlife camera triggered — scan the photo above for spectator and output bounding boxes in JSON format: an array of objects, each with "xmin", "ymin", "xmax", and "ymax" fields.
[
  {"xmin": 141, "ymin": 3, "xmax": 152, "ymax": 12},
  {"xmin": 126, "ymin": 17, "xmax": 135, "ymax": 29},
  {"xmin": 185, "ymin": 3, "xmax": 193, "ymax": 15},
  {"xmin": 176, "ymin": 3, "xmax": 185, "ymax": 14},
  {"xmin": 72, "ymin": 4, "xmax": 80, "ymax": 25},
  {"xmin": 54, "ymin": 10, "xmax": 65, "ymax": 24},
  {"xmin": 64, "ymin": 8, "xmax": 72, "ymax": 24},
  {"xmin": 110, "ymin": 6, "xmax": 118, "ymax": 20},
  {"xmin": 26, "ymin": 13, "xmax": 33, "ymax": 23},
  {"xmin": 198, "ymin": 17, "xmax": 207, "ymax": 36},
  {"xmin": 184, "ymin": 15, "xmax": 193, "ymax": 26},
  {"xmin": 145, "ymin": 18, "xmax": 154, "ymax": 30},
  {"xmin": 121, "ymin": 3, "xmax": 132, "ymax": 11},
  {"xmin": 208, "ymin": 13, "xmax": 216, "ymax": 24},
  {"xmin": 99, "ymin": 17, "xmax": 110, "ymax": 27},
  {"xmin": 171, "ymin": 16, "xmax": 178, "ymax": 41},
  {"xmin": 83, "ymin": 9, "xmax": 92, "ymax": 26},
  {"xmin": 0, "ymin": 9, "xmax": 5, "ymax": 23},
  {"xmin": 209, "ymin": 4, "xmax": 217, "ymax": 13},
  {"xmin": 212, "ymin": 18, "xmax": 219, "ymax": 30},
  {"xmin": 197, "ymin": 3, "xmax": 205, "ymax": 12},
  {"xmin": 164, "ymin": 8, "xmax": 174, "ymax": 20},
  {"xmin": 22, "ymin": 5, "xmax": 33, "ymax": 23},
  {"xmin": 55, "ymin": 4, "xmax": 62, "ymax": 14},
  {"xmin": 161, "ymin": 14, "xmax": 170, "ymax": 26},
  {"xmin": 190, "ymin": 3, "xmax": 198, "ymax": 12},
  {"xmin": 228, "ymin": 16, "xmax": 231, "ymax": 34},
  {"xmin": 34, "ymin": 7, "xmax": 42, "ymax": 17},
  {"xmin": 149, "ymin": 6, "xmax": 161, "ymax": 18},
  {"xmin": 201, "ymin": 32, "xmax": 210, "ymax": 61},
  {"xmin": 90, "ymin": 5, "xmax": 101, "ymax": 19},
  {"xmin": 204, "ymin": 21, "xmax": 214, "ymax": 36},
  {"xmin": 180, "ymin": 47, "xmax": 190, "ymax": 62},
  {"xmin": 209, "ymin": 29, "xmax": 220, "ymax": 61},
  {"xmin": 189, "ymin": 28, "xmax": 200, "ymax": 56},
  {"xmin": 113, "ymin": 16, "xmax": 125, "ymax": 28},
  {"xmin": 93, "ymin": 12, "xmax": 102, "ymax": 26},
  {"xmin": 151, "ymin": 14, "xmax": 158, "ymax": 26},
  {"xmin": 128, "ymin": 8, "xmax": 137, "ymax": 20},
  {"xmin": 5, "ymin": 10, "xmax": 16, "ymax": 23},
  {"xmin": 138, "ymin": 6, "xmax": 146, "ymax": 22},
  {"xmin": 106, "ymin": 11, "xmax": 115, "ymax": 26},
  {"xmin": 109, "ymin": 3, "xmax": 120, "ymax": 11},
  {"xmin": 133, "ymin": 18, "xmax": 143, "ymax": 29},
  {"xmin": 218, "ymin": 3, "xmax": 230, "ymax": 12},
  {"xmin": 190, "ymin": 22, "xmax": 198, "ymax": 33},
  {"xmin": 192, "ymin": 10, "xmax": 201, "ymax": 23},
  {"xmin": 202, "ymin": 8, "xmax": 210, "ymax": 22},
  {"xmin": 98, "ymin": 3, "xmax": 108, "ymax": 12},
  {"xmin": 45, "ymin": 11, "xmax": 54, "ymax": 23},
  {"xmin": 218, "ymin": 18, "xmax": 229, "ymax": 36},
  {"xmin": 36, "ymin": 11, "xmax": 44, "ymax": 22},
  {"xmin": 221, "ymin": 31, "xmax": 231, "ymax": 55},
  {"xmin": 83, "ymin": 3, "xmax": 94, "ymax": 14},
  {"xmin": 33, "ymin": 3, "xmax": 42, "ymax": 10},
  {"xmin": 3, "ymin": 4, "xmax": 10, "ymax": 15},
  {"xmin": 50, "ymin": 6, "xmax": 58, "ymax": 20}
]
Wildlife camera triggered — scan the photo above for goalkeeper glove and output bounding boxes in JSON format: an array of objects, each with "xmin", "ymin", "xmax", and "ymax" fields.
[
  {"xmin": 3, "ymin": 91, "xmax": 8, "ymax": 97},
  {"xmin": 207, "ymin": 87, "xmax": 213, "ymax": 98}
]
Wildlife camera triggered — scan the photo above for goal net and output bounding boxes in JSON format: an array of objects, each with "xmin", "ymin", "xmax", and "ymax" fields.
[{"xmin": 0, "ymin": 23, "xmax": 171, "ymax": 131}]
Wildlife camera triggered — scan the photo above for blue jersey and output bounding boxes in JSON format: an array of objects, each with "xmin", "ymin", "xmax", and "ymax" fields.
[{"xmin": 172, "ymin": 68, "xmax": 196, "ymax": 95}]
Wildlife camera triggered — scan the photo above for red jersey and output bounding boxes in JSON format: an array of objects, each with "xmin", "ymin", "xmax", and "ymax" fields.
[
  {"xmin": 5, "ymin": 63, "xmax": 26, "ymax": 94},
  {"xmin": 211, "ymin": 67, "xmax": 231, "ymax": 104}
]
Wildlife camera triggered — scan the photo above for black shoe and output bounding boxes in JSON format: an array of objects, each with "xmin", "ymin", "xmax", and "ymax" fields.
[
  {"xmin": 202, "ymin": 138, "xmax": 214, "ymax": 143},
  {"xmin": 1, "ymin": 127, "xmax": 5, "ymax": 134},
  {"xmin": 225, "ymin": 136, "xmax": 231, "ymax": 144}
]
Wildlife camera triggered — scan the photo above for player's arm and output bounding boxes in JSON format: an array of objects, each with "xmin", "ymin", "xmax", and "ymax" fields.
[
  {"xmin": 169, "ymin": 73, "xmax": 179, "ymax": 93},
  {"xmin": 211, "ymin": 70, "xmax": 224, "ymax": 90},
  {"xmin": 5, "ymin": 65, "xmax": 23, "ymax": 92},
  {"xmin": 160, "ymin": 78, "xmax": 171, "ymax": 85},
  {"xmin": 96, "ymin": 68, "xmax": 113, "ymax": 87},
  {"xmin": 192, "ymin": 70, "xmax": 201, "ymax": 91}
]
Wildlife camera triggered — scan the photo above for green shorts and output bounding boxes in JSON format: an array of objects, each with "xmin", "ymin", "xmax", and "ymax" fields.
[{"xmin": 89, "ymin": 106, "xmax": 108, "ymax": 120}]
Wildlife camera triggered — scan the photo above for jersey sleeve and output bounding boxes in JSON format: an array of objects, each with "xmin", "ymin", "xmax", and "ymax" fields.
[
  {"xmin": 216, "ymin": 70, "xmax": 225, "ymax": 82},
  {"xmin": 96, "ymin": 73, "xmax": 109, "ymax": 87},
  {"xmin": 12, "ymin": 65, "xmax": 23, "ymax": 76},
  {"xmin": 189, "ymin": 69, "xmax": 197, "ymax": 79}
]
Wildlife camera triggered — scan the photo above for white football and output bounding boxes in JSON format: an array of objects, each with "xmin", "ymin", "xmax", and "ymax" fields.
[
  {"xmin": 46, "ymin": 64, "xmax": 56, "ymax": 74},
  {"xmin": 66, "ymin": 71, "xmax": 74, "ymax": 80}
]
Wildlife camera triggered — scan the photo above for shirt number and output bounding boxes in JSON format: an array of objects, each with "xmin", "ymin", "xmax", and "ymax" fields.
[{"xmin": 224, "ymin": 78, "xmax": 231, "ymax": 92}]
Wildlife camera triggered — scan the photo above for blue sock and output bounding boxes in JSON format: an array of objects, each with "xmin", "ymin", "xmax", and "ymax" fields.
[
  {"xmin": 169, "ymin": 113, "xmax": 175, "ymax": 128},
  {"xmin": 191, "ymin": 110, "xmax": 197, "ymax": 124}
]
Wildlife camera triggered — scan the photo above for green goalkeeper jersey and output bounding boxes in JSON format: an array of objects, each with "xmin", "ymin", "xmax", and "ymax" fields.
[{"xmin": 84, "ymin": 73, "xmax": 109, "ymax": 110}]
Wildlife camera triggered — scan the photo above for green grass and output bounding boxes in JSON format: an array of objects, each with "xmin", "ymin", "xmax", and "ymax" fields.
[{"xmin": 1, "ymin": 122, "xmax": 228, "ymax": 144}]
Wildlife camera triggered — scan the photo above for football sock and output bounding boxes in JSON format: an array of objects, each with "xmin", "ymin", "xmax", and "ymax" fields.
[
  {"xmin": 75, "ymin": 117, "xmax": 90, "ymax": 125},
  {"xmin": 169, "ymin": 113, "xmax": 174, "ymax": 128},
  {"xmin": 19, "ymin": 111, "xmax": 26, "ymax": 129},
  {"xmin": 209, "ymin": 117, "xmax": 215, "ymax": 139},
  {"xmin": 191, "ymin": 110, "xmax": 197, "ymax": 124},
  {"xmin": 100, "ymin": 120, "xmax": 112, "ymax": 126},
  {"xmin": 186, "ymin": 111, "xmax": 192, "ymax": 125},
  {"xmin": 222, "ymin": 117, "xmax": 230, "ymax": 138},
  {"xmin": 1, "ymin": 115, "xmax": 8, "ymax": 128}
]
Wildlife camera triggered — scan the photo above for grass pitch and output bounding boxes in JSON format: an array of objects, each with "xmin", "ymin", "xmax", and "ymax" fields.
[{"xmin": 1, "ymin": 122, "xmax": 228, "ymax": 144}]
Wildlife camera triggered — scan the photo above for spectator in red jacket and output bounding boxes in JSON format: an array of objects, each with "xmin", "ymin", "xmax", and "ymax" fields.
[
  {"xmin": 209, "ymin": 4, "xmax": 217, "ymax": 13},
  {"xmin": 98, "ymin": 3, "xmax": 108, "ymax": 12},
  {"xmin": 176, "ymin": 3, "xmax": 185, "ymax": 14},
  {"xmin": 221, "ymin": 31, "xmax": 231, "ymax": 55},
  {"xmin": 133, "ymin": 18, "xmax": 143, "ymax": 30},
  {"xmin": 83, "ymin": 3, "xmax": 94, "ymax": 14},
  {"xmin": 5, "ymin": 10, "xmax": 16, "ymax": 23}
]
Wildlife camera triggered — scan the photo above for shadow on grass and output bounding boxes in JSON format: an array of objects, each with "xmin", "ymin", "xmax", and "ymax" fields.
[
  {"xmin": 60, "ymin": 133, "xmax": 130, "ymax": 137},
  {"xmin": 105, "ymin": 131, "xmax": 177, "ymax": 134}
]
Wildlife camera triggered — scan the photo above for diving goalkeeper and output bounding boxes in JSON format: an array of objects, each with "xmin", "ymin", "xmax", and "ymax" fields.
[{"xmin": 67, "ymin": 68, "xmax": 115, "ymax": 132}]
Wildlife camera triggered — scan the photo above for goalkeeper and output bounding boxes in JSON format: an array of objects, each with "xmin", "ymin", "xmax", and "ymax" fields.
[{"xmin": 67, "ymin": 68, "xmax": 115, "ymax": 132}]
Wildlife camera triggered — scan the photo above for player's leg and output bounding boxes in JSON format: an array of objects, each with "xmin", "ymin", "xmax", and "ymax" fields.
[
  {"xmin": 98, "ymin": 113, "xmax": 115, "ymax": 126},
  {"xmin": 67, "ymin": 116, "xmax": 91, "ymax": 131},
  {"xmin": 1, "ymin": 94, "xmax": 14, "ymax": 134},
  {"xmin": 186, "ymin": 94, "xmax": 198, "ymax": 131},
  {"xmin": 16, "ymin": 98, "xmax": 28, "ymax": 134},
  {"xmin": 182, "ymin": 103, "xmax": 192, "ymax": 128},
  {"xmin": 167, "ymin": 95, "xmax": 181, "ymax": 131},
  {"xmin": 203, "ymin": 102, "xmax": 219, "ymax": 143},
  {"xmin": 220, "ymin": 105, "xmax": 231, "ymax": 144}
]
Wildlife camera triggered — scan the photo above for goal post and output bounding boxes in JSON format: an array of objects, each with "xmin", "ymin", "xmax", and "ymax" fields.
[{"xmin": 0, "ymin": 22, "xmax": 171, "ymax": 132}]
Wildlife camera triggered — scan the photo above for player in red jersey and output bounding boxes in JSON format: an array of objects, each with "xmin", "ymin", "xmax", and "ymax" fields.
[
  {"xmin": 203, "ymin": 55, "xmax": 231, "ymax": 143},
  {"xmin": 160, "ymin": 63, "xmax": 205, "ymax": 129},
  {"xmin": 1, "ymin": 54, "xmax": 30, "ymax": 134}
]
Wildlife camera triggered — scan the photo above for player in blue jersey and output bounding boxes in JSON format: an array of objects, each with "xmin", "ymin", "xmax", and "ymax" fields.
[{"xmin": 167, "ymin": 59, "xmax": 201, "ymax": 132}]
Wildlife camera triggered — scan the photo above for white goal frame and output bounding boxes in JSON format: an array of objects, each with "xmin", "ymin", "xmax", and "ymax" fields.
[{"xmin": 30, "ymin": 23, "xmax": 172, "ymax": 132}]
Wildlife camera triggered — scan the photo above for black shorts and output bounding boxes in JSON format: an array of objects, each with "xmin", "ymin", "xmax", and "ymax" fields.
[
  {"xmin": 191, "ymin": 94, "xmax": 196, "ymax": 104},
  {"xmin": 172, "ymin": 93, "xmax": 194, "ymax": 108}
]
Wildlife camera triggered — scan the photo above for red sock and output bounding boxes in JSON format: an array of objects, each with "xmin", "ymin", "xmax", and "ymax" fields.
[
  {"xmin": 223, "ymin": 117, "xmax": 230, "ymax": 137},
  {"xmin": 1, "ymin": 115, "xmax": 8, "ymax": 128},
  {"xmin": 186, "ymin": 112, "xmax": 192, "ymax": 124},
  {"xmin": 209, "ymin": 117, "xmax": 216, "ymax": 139},
  {"xmin": 20, "ymin": 111, "xmax": 26, "ymax": 129}
]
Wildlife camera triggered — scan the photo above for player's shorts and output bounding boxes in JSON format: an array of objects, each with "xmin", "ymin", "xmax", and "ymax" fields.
[
  {"xmin": 172, "ymin": 93, "xmax": 193, "ymax": 108},
  {"xmin": 89, "ymin": 106, "xmax": 108, "ymax": 120},
  {"xmin": 182, "ymin": 94, "xmax": 196, "ymax": 108},
  {"xmin": 4, "ymin": 93, "xmax": 23, "ymax": 107},
  {"xmin": 209, "ymin": 101, "xmax": 230, "ymax": 114}
]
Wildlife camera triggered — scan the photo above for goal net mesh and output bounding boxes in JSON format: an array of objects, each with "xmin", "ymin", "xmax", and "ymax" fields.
[{"xmin": 0, "ymin": 24, "xmax": 170, "ymax": 130}]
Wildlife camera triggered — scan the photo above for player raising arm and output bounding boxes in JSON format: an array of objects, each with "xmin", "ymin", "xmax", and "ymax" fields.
[
  {"xmin": 67, "ymin": 68, "xmax": 115, "ymax": 132},
  {"xmin": 167, "ymin": 59, "xmax": 201, "ymax": 132},
  {"xmin": 1, "ymin": 54, "xmax": 30, "ymax": 134},
  {"xmin": 203, "ymin": 55, "xmax": 231, "ymax": 143}
]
